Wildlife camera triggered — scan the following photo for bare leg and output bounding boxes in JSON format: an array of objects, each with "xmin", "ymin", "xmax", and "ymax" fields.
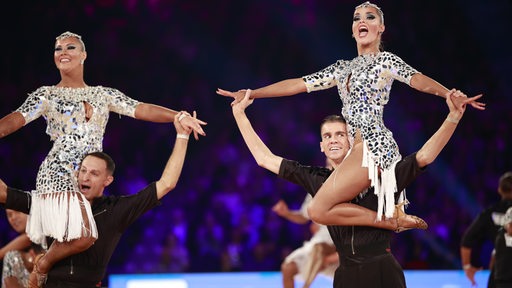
[
  {"xmin": 3, "ymin": 277, "xmax": 24, "ymax": 288},
  {"xmin": 28, "ymin": 236, "xmax": 95, "ymax": 288},
  {"xmin": 308, "ymin": 142, "xmax": 427, "ymax": 231},
  {"xmin": 28, "ymin": 195, "xmax": 96, "ymax": 288},
  {"xmin": 302, "ymin": 243, "xmax": 336, "ymax": 288},
  {"xmin": 321, "ymin": 202, "xmax": 427, "ymax": 231},
  {"xmin": 281, "ymin": 261, "xmax": 298, "ymax": 288},
  {"xmin": 308, "ymin": 142, "xmax": 371, "ymax": 225}
]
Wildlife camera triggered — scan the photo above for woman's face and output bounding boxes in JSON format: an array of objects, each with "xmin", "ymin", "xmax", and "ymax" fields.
[
  {"xmin": 6, "ymin": 209, "xmax": 27, "ymax": 233},
  {"xmin": 352, "ymin": 5, "xmax": 384, "ymax": 49},
  {"xmin": 54, "ymin": 36, "xmax": 86, "ymax": 72}
]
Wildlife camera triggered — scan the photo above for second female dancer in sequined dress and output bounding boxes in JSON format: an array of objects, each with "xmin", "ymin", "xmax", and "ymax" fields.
[
  {"xmin": 0, "ymin": 31, "xmax": 206, "ymax": 287},
  {"xmin": 218, "ymin": 2, "xmax": 484, "ymax": 227}
]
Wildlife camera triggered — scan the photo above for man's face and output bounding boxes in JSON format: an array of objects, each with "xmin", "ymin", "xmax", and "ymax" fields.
[
  {"xmin": 6, "ymin": 209, "xmax": 27, "ymax": 233},
  {"xmin": 320, "ymin": 121, "xmax": 350, "ymax": 165},
  {"xmin": 77, "ymin": 155, "xmax": 113, "ymax": 202}
]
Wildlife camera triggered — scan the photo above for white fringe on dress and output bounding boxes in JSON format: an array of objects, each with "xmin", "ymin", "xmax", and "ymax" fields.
[
  {"xmin": 361, "ymin": 141, "xmax": 406, "ymax": 220},
  {"xmin": 26, "ymin": 191, "xmax": 98, "ymax": 249}
]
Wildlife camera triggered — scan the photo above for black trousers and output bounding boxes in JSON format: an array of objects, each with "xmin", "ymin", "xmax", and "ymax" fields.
[{"xmin": 334, "ymin": 242, "xmax": 406, "ymax": 288}]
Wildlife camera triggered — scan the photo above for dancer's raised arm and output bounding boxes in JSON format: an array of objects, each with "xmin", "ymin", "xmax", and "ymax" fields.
[{"xmin": 218, "ymin": 78, "xmax": 307, "ymax": 106}]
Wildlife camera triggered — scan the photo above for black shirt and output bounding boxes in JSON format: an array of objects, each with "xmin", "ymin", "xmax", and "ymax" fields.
[
  {"xmin": 278, "ymin": 152, "xmax": 424, "ymax": 255},
  {"xmin": 461, "ymin": 199, "xmax": 512, "ymax": 249},
  {"xmin": 494, "ymin": 228, "xmax": 512, "ymax": 285},
  {"xmin": 5, "ymin": 182, "xmax": 160, "ymax": 287}
]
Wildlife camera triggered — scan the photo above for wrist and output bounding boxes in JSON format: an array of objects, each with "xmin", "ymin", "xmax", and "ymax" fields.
[
  {"xmin": 446, "ymin": 114, "xmax": 460, "ymax": 124},
  {"xmin": 176, "ymin": 133, "xmax": 189, "ymax": 140},
  {"xmin": 178, "ymin": 114, "xmax": 187, "ymax": 122},
  {"xmin": 177, "ymin": 111, "xmax": 191, "ymax": 122},
  {"xmin": 463, "ymin": 264, "xmax": 472, "ymax": 270}
]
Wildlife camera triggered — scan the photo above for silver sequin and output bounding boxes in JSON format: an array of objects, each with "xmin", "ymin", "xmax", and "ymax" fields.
[
  {"xmin": 15, "ymin": 86, "xmax": 139, "ymax": 244},
  {"xmin": 303, "ymin": 52, "xmax": 418, "ymax": 169}
]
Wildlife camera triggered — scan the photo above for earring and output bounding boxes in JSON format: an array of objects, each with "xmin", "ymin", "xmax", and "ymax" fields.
[
  {"xmin": 351, "ymin": 34, "xmax": 354, "ymax": 38},
  {"xmin": 80, "ymin": 59, "xmax": 85, "ymax": 65}
]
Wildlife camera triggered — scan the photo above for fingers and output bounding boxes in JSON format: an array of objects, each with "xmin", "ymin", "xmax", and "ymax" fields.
[
  {"xmin": 179, "ymin": 111, "xmax": 206, "ymax": 139},
  {"xmin": 244, "ymin": 89, "xmax": 252, "ymax": 98},
  {"xmin": 449, "ymin": 89, "xmax": 486, "ymax": 111},
  {"xmin": 192, "ymin": 111, "xmax": 199, "ymax": 140},
  {"xmin": 461, "ymin": 94, "xmax": 486, "ymax": 110},
  {"xmin": 216, "ymin": 88, "xmax": 234, "ymax": 98},
  {"xmin": 191, "ymin": 111, "xmax": 206, "ymax": 138}
]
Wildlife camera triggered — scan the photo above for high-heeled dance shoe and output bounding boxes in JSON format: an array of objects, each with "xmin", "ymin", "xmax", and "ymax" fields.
[
  {"xmin": 393, "ymin": 201, "xmax": 428, "ymax": 233},
  {"xmin": 28, "ymin": 253, "xmax": 47, "ymax": 288}
]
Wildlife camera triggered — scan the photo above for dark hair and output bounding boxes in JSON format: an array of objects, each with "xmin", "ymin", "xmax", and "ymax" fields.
[
  {"xmin": 83, "ymin": 151, "xmax": 116, "ymax": 175},
  {"xmin": 499, "ymin": 171, "xmax": 512, "ymax": 194},
  {"xmin": 320, "ymin": 115, "xmax": 346, "ymax": 133}
]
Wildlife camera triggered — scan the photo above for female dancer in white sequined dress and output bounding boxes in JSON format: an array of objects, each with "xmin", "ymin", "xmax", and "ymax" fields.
[
  {"xmin": 0, "ymin": 32, "xmax": 206, "ymax": 287},
  {"xmin": 218, "ymin": 2, "xmax": 484, "ymax": 227}
]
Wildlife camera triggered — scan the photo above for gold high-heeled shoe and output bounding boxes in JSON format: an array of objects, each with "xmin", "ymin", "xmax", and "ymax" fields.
[
  {"xmin": 393, "ymin": 201, "xmax": 428, "ymax": 233},
  {"xmin": 28, "ymin": 253, "xmax": 47, "ymax": 288}
]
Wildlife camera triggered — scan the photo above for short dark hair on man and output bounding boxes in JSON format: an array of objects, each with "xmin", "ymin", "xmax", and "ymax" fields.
[
  {"xmin": 83, "ymin": 151, "xmax": 116, "ymax": 175},
  {"xmin": 320, "ymin": 115, "xmax": 346, "ymax": 134},
  {"xmin": 499, "ymin": 171, "xmax": 512, "ymax": 194}
]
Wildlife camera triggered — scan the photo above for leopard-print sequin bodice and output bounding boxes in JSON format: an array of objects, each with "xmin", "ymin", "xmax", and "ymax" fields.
[
  {"xmin": 303, "ymin": 52, "xmax": 418, "ymax": 169},
  {"xmin": 16, "ymin": 86, "xmax": 139, "ymax": 195}
]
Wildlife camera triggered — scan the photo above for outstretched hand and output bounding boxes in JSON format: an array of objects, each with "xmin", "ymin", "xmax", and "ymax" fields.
[
  {"xmin": 272, "ymin": 199, "xmax": 290, "ymax": 217},
  {"xmin": 178, "ymin": 111, "xmax": 207, "ymax": 140},
  {"xmin": 446, "ymin": 89, "xmax": 485, "ymax": 112},
  {"xmin": 217, "ymin": 88, "xmax": 248, "ymax": 106},
  {"xmin": 230, "ymin": 89, "xmax": 254, "ymax": 114}
]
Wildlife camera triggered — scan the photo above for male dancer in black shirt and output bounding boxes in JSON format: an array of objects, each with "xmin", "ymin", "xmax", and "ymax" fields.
[
  {"xmin": 231, "ymin": 89, "xmax": 465, "ymax": 288},
  {"xmin": 493, "ymin": 206, "xmax": 512, "ymax": 288},
  {"xmin": 0, "ymin": 111, "xmax": 193, "ymax": 288},
  {"xmin": 461, "ymin": 171, "xmax": 512, "ymax": 287}
]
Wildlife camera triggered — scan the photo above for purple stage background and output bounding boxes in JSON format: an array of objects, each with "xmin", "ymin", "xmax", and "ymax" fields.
[{"xmin": 0, "ymin": 0, "xmax": 510, "ymax": 286}]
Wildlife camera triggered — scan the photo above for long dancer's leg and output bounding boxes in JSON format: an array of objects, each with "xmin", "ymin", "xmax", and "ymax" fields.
[
  {"xmin": 308, "ymin": 142, "xmax": 370, "ymax": 225},
  {"xmin": 28, "ymin": 194, "xmax": 96, "ymax": 288},
  {"xmin": 308, "ymin": 142, "xmax": 427, "ymax": 231}
]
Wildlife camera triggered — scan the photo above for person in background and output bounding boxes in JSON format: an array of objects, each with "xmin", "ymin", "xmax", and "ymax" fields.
[
  {"xmin": 273, "ymin": 196, "xmax": 337, "ymax": 288},
  {"xmin": 0, "ymin": 210, "xmax": 31, "ymax": 261},
  {"xmin": 1, "ymin": 209, "xmax": 42, "ymax": 288},
  {"xmin": 461, "ymin": 171, "xmax": 512, "ymax": 287},
  {"xmin": 492, "ymin": 206, "xmax": 512, "ymax": 288}
]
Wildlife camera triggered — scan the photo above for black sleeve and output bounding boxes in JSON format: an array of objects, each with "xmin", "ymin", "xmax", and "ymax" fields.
[
  {"xmin": 278, "ymin": 159, "xmax": 329, "ymax": 196},
  {"xmin": 394, "ymin": 152, "xmax": 425, "ymax": 192},
  {"xmin": 111, "ymin": 182, "xmax": 161, "ymax": 231},
  {"xmin": 5, "ymin": 187, "xmax": 31, "ymax": 214},
  {"xmin": 461, "ymin": 210, "xmax": 490, "ymax": 247}
]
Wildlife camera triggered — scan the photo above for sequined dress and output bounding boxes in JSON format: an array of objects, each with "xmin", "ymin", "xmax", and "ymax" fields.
[
  {"xmin": 15, "ymin": 86, "xmax": 139, "ymax": 246},
  {"xmin": 1, "ymin": 250, "xmax": 29, "ymax": 288},
  {"xmin": 303, "ymin": 52, "xmax": 419, "ymax": 219}
]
